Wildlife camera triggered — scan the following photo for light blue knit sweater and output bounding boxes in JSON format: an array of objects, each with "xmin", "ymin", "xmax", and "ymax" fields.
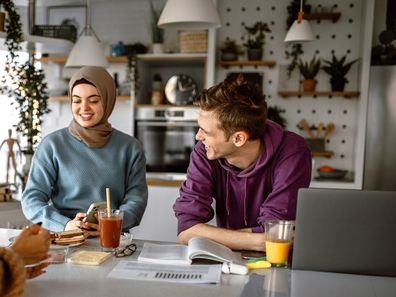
[{"xmin": 21, "ymin": 128, "xmax": 148, "ymax": 232}]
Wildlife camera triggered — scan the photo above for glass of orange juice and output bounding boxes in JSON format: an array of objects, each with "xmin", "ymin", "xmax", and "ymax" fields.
[{"xmin": 264, "ymin": 220, "xmax": 294, "ymax": 266}]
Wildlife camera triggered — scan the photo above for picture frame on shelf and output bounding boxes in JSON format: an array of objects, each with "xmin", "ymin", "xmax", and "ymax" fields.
[{"xmin": 47, "ymin": 5, "xmax": 87, "ymax": 36}]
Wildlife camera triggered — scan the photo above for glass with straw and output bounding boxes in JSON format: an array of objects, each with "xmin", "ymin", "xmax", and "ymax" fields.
[{"xmin": 98, "ymin": 187, "xmax": 124, "ymax": 252}]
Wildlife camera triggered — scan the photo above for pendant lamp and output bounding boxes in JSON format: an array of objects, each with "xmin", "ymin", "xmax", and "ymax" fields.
[
  {"xmin": 158, "ymin": 0, "xmax": 221, "ymax": 29},
  {"xmin": 284, "ymin": 0, "xmax": 314, "ymax": 42},
  {"xmin": 65, "ymin": 0, "xmax": 108, "ymax": 68}
]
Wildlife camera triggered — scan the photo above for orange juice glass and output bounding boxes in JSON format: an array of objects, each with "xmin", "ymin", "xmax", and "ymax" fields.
[
  {"xmin": 98, "ymin": 209, "xmax": 123, "ymax": 252},
  {"xmin": 264, "ymin": 221, "xmax": 293, "ymax": 266}
]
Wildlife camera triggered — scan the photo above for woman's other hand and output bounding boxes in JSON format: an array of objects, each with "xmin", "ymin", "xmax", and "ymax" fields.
[{"xmin": 11, "ymin": 224, "xmax": 50, "ymax": 265}]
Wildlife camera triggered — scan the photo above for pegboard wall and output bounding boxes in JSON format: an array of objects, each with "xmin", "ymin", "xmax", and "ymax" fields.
[{"xmin": 215, "ymin": 0, "xmax": 364, "ymax": 181}]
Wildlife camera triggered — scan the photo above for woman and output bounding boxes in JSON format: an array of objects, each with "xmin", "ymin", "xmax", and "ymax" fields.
[
  {"xmin": 21, "ymin": 66, "xmax": 148, "ymax": 236},
  {"xmin": 0, "ymin": 224, "xmax": 50, "ymax": 297}
]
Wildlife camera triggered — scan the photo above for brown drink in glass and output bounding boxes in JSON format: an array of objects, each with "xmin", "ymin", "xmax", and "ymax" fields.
[{"xmin": 98, "ymin": 209, "xmax": 123, "ymax": 252}]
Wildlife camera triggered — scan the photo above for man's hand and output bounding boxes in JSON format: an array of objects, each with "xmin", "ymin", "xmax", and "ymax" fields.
[{"xmin": 178, "ymin": 223, "xmax": 267, "ymax": 251}]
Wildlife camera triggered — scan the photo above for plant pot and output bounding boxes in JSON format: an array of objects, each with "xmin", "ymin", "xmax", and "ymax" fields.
[
  {"xmin": 0, "ymin": 11, "xmax": 5, "ymax": 32},
  {"xmin": 302, "ymin": 79, "xmax": 317, "ymax": 92},
  {"xmin": 152, "ymin": 43, "xmax": 164, "ymax": 54},
  {"xmin": 221, "ymin": 52, "xmax": 238, "ymax": 61},
  {"xmin": 330, "ymin": 77, "xmax": 347, "ymax": 92},
  {"xmin": 247, "ymin": 48, "xmax": 263, "ymax": 61}
]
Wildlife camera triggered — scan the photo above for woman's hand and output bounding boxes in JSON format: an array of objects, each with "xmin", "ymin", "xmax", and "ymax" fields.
[
  {"xmin": 26, "ymin": 262, "xmax": 49, "ymax": 279},
  {"xmin": 65, "ymin": 212, "xmax": 100, "ymax": 237},
  {"xmin": 11, "ymin": 224, "xmax": 50, "ymax": 265}
]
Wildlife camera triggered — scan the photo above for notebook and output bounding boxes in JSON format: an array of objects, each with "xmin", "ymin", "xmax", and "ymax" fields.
[{"xmin": 292, "ymin": 188, "xmax": 396, "ymax": 276}]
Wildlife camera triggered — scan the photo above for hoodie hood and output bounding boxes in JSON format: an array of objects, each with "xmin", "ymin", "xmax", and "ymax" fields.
[
  {"xmin": 218, "ymin": 120, "xmax": 284, "ymax": 178},
  {"xmin": 218, "ymin": 120, "xmax": 284, "ymax": 226}
]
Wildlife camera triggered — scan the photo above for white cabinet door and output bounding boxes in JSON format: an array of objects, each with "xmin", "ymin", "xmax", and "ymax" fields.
[{"xmin": 133, "ymin": 185, "xmax": 216, "ymax": 243}]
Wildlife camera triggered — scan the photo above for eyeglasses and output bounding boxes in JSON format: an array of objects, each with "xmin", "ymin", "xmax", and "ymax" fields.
[{"xmin": 115, "ymin": 243, "xmax": 137, "ymax": 258}]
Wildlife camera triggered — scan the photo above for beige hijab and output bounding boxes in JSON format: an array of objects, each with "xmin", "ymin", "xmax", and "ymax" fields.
[{"xmin": 68, "ymin": 66, "xmax": 116, "ymax": 148}]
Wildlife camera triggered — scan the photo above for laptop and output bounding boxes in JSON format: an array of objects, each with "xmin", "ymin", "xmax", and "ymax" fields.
[{"xmin": 292, "ymin": 188, "xmax": 396, "ymax": 276}]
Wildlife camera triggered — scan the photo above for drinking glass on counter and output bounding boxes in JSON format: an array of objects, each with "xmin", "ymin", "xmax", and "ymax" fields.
[
  {"xmin": 98, "ymin": 210, "xmax": 124, "ymax": 252},
  {"xmin": 264, "ymin": 220, "xmax": 294, "ymax": 267}
]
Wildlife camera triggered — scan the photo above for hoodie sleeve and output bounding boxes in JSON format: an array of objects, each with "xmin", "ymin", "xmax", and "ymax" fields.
[
  {"xmin": 173, "ymin": 143, "xmax": 216, "ymax": 234},
  {"xmin": 252, "ymin": 140, "xmax": 312, "ymax": 233}
]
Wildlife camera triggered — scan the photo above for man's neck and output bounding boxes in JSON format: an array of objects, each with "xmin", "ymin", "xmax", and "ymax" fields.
[{"xmin": 226, "ymin": 139, "xmax": 262, "ymax": 170}]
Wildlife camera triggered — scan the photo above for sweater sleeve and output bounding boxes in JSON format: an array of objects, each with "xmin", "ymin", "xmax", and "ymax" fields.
[
  {"xmin": 173, "ymin": 143, "xmax": 216, "ymax": 234},
  {"xmin": 118, "ymin": 142, "xmax": 148, "ymax": 232},
  {"xmin": 21, "ymin": 145, "xmax": 71, "ymax": 232},
  {"xmin": 252, "ymin": 143, "xmax": 312, "ymax": 233},
  {"xmin": 0, "ymin": 248, "xmax": 26, "ymax": 297}
]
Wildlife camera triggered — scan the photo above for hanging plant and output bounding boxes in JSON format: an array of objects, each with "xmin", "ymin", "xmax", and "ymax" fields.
[
  {"xmin": 124, "ymin": 42, "xmax": 148, "ymax": 98},
  {"xmin": 0, "ymin": 0, "xmax": 50, "ymax": 154}
]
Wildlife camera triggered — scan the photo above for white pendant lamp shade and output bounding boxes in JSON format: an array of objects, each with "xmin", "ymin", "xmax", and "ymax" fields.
[
  {"xmin": 284, "ymin": 0, "xmax": 314, "ymax": 43},
  {"xmin": 65, "ymin": 35, "xmax": 108, "ymax": 67},
  {"xmin": 284, "ymin": 18, "xmax": 314, "ymax": 42},
  {"xmin": 65, "ymin": 0, "xmax": 108, "ymax": 68},
  {"xmin": 158, "ymin": 0, "xmax": 221, "ymax": 29}
]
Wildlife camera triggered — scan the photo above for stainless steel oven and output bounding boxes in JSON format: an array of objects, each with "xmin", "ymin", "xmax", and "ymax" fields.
[{"xmin": 134, "ymin": 106, "xmax": 199, "ymax": 174}]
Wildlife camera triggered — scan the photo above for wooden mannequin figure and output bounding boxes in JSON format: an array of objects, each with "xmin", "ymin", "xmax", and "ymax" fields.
[{"xmin": 0, "ymin": 129, "xmax": 21, "ymax": 185}]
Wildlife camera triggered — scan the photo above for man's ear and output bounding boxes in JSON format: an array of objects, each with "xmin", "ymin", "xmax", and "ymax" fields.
[{"xmin": 232, "ymin": 131, "xmax": 248, "ymax": 147}]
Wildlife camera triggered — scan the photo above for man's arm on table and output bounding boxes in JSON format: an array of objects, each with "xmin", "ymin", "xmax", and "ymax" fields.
[{"xmin": 178, "ymin": 223, "xmax": 266, "ymax": 251}]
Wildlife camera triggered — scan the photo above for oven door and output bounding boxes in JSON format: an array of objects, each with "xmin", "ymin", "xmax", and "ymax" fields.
[{"xmin": 136, "ymin": 120, "xmax": 198, "ymax": 173}]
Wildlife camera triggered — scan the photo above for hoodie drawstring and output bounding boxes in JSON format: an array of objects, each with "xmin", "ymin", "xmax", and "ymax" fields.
[
  {"xmin": 226, "ymin": 171, "xmax": 230, "ymax": 218},
  {"xmin": 243, "ymin": 178, "xmax": 248, "ymax": 226}
]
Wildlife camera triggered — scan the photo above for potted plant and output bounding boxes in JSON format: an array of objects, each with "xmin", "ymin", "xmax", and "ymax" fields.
[
  {"xmin": 149, "ymin": 0, "xmax": 164, "ymax": 54},
  {"xmin": 0, "ymin": 0, "xmax": 50, "ymax": 156},
  {"xmin": 298, "ymin": 55, "xmax": 321, "ymax": 92},
  {"xmin": 219, "ymin": 39, "xmax": 244, "ymax": 61},
  {"xmin": 322, "ymin": 54, "xmax": 359, "ymax": 92},
  {"xmin": 243, "ymin": 21, "xmax": 271, "ymax": 61}
]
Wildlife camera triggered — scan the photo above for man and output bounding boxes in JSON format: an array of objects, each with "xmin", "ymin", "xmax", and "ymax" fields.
[{"xmin": 173, "ymin": 75, "xmax": 311, "ymax": 251}]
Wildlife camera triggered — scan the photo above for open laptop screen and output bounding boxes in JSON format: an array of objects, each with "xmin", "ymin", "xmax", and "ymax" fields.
[{"xmin": 292, "ymin": 188, "xmax": 396, "ymax": 276}]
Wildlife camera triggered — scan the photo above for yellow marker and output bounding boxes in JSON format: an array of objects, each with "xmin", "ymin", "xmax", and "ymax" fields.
[{"xmin": 246, "ymin": 260, "xmax": 272, "ymax": 269}]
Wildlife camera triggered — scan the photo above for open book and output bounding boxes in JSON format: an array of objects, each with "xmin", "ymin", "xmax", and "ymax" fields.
[{"xmin": 138, "ymin": 236, "xmax": 247, "ymax": 275}]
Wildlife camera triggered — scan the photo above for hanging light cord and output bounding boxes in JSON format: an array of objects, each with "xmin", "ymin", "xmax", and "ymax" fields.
[
  {"xmin": 79, "ymin": 0, "xmax": 100, "ymax": 40},
  {"xmin": 297, "ymin": 0, "xmax": 305, "ymax": 23}
]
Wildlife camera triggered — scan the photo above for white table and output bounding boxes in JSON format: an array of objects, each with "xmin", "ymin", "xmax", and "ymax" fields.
[{"xmin": 1, "ymin": 228, "xmax": 395, "ymax": 297}]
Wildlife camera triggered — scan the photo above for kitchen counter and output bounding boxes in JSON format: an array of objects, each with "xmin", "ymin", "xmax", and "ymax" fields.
[{"xmin": 146, "ymin": 173, "xmax": 186, "ymax": 187}]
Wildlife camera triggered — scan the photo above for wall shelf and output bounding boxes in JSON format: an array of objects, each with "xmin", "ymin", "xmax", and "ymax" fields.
[
  {"xmin": 219, "ymin": 60, "xmax": 276, "ymax": 68},
  {"xmin": 305, "ymin": 12, "xmax": 342, "ymax": 23},
  {"xmin": 49, "ymin": 95, "xmax": 130, "ymax": 101},
  {"xmin": 278, "ymin": 91, "xmax": 360, "ymax": 98},
  {"xmin": 1, "ymin": 32, "xmax": 73, "ymax": 54},
  {"xmin": 37, "ymin": 53, "xmax": 207, "ymax": 64},
  {"xmin": 312, "ymin": 151, "xmax": 334, "ymax": 158}
]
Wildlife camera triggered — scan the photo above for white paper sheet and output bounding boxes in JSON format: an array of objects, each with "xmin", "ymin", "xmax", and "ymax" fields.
[{"xmin": 107, "ymin": 260, "xmax": 222, "ymax": 284}]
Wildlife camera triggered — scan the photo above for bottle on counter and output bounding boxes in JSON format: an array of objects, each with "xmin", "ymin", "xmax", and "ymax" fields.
[
  {"xmin": 151, "ymin": 73, "xmax": 164, "ymax": 105},
  {"xmin": 114, "ymin": 72, "xmax": 120, "ymax": 96}
]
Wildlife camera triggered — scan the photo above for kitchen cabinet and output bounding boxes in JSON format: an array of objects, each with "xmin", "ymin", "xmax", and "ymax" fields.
[{"xmin": 38, "ymin": 53, "xmax": 210, "ymax": 106}]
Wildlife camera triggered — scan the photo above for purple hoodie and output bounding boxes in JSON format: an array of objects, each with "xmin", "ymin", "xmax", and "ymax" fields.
[{"xmin": 173, "ymin": 120, "xmax": 312, "ymax": 234}]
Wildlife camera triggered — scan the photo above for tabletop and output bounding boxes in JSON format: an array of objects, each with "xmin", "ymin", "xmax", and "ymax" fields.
[{"xmin": 1, "ymin": 228, "xmax": 395, "ymax": 297}]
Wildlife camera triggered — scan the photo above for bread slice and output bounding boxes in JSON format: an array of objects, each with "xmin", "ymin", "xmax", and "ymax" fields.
[
  {"xmin": 53, "ymin": 229, "xmax": 84, "ymax": 239},
  {"xmin": 53, "ymin": 234, "xmax": 85, "ymax": 246},
  {"xmin": 68, "ymin": 251, "xmax": 112, "ymax": 265},
  {"xmin": 51, "ymin": 229, "xmax": 85, "ymax": 245}
]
